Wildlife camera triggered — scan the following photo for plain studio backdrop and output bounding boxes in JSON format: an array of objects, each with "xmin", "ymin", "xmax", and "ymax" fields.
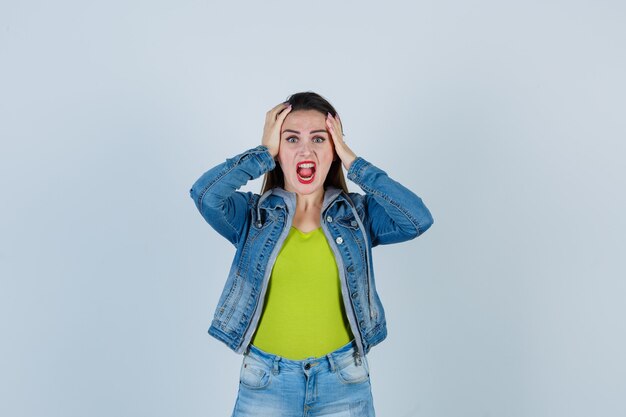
[{"xmin": 1, "ymin": 1, "xmax": 625, "ymax": 416}]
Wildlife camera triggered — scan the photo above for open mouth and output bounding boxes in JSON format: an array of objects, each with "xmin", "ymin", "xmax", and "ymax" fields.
[{"xmin": 296, "ymin": 160, "xmax": 316, "ymax": 184}]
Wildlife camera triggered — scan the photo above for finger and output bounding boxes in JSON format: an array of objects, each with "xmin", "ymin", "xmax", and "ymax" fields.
[
  {"xmin": 325, "ymin": 114, "xmax": 336, "ymax": 135},
  {"xmin": 273, "ymin": 102, "xmax": 290, "ymax": 111},
  {"xmin": 326, "ymin": 114, "xmax": 338, "ymax": 133},
  {"xmin": 276, "ymin": 103, "xmax": 292, "ymax": 121},
  {"xmin": 326, "ymin": 114, "xmax": 343, "ymax": 141},
  {"xmin": 272, "ymin": 104, "xmax": 292, "ymax": 125},
  {"xmin": 266, "ymin": 102, "xmax": 291, "ymax": 120},
  {"xmin": 335, "ymin": 114, "xmax": 344, "ymax": 135},
  {"xmin": 326, "ymin": 125, "xmax": 344, "ymax": 152}
]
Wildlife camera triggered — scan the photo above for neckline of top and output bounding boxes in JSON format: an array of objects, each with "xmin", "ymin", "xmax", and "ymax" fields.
[{"xmin": 290, "ymin": 226, "xmax": 322, "ymax": 236}]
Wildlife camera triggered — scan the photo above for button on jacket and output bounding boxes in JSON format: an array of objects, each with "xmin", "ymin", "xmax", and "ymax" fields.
[{"xmin": 189, "ymin": 146, "xmax": 434, "ymax": 357}]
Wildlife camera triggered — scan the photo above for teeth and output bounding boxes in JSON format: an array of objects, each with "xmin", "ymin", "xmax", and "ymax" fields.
[{"xmin": 297, "ymin": 162, "xmax": 315, "ymax": 168}]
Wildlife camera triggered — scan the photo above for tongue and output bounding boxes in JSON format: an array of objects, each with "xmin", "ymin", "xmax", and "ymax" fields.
[{"xmin": 299, "ymin": 168, "xmax": 314, "ymax": 178}]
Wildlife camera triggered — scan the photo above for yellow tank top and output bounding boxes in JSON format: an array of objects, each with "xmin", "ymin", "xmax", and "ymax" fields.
[{"xmin": 250, "ymin": 227, "xmax": 353, "ymax": 359}]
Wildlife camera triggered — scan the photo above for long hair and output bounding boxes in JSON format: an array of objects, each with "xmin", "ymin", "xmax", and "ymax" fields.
[{"xmin": 261, "ymin": 92, "xmax": 349, "ymax": 194}]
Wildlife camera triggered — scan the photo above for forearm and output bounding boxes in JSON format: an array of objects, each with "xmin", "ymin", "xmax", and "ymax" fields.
[
  {"xmin": 347, "ymin": 156, "xmax": 434, "ymax": 245},
  {"xmin": 189, "ymin": 146, "xmax": 275, "ymax": 243}
]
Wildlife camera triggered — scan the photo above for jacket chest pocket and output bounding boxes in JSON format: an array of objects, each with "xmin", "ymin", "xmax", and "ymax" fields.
[
  {"xmin": 251, "ymin": 207, "xmax": 276, "ymax": 231},
  {"xmin": 236, "ymin": 213, "xmax": 281, "ymax": 277},
  {"xmin": 335, "ymin": 214, "xmax": 368, "ymax": 264},
  {"xmin": 337, "ymin": 216, "xmax": 359, "ymax": 230},
  {"xmin": 335, "ymin": 205, "xmax": 366, "ymax": 233}
]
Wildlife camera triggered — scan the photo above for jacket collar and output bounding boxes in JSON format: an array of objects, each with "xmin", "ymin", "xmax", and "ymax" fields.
[{"xmin": 259, "ymin": 187, "xmax": 345, "ymax": 213}]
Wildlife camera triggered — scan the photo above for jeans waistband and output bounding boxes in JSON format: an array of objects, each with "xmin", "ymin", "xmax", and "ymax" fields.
[{"xmin": 245, "ymin": 339, "xmax": 362, "ymax": 373}]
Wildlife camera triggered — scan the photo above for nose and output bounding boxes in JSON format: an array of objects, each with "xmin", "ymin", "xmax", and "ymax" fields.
[{"xmin": 297, "ymin": 140, "xmax": 313, "ymax": 156}]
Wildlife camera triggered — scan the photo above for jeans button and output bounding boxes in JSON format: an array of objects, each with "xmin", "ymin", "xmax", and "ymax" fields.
[
  {"xmin": 326, "ymin": 216, "xmax": 333, "ymax": 223},
  {"xmin": 336, "ymin": 237, "xmax": 344, "ymax": 245}
]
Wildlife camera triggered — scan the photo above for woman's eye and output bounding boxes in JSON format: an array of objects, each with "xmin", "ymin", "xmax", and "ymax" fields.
[
  {"xmin": 286, "ymin": 137, "xmax": 298, "ymax": 143},
  {"xmin": 313, "ymin": 137, "xmax": 325, "ymax": 143}
]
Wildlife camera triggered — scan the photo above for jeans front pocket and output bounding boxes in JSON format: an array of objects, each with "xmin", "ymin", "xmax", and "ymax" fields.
[
  {"xmin": 239, "ymin": 353, "xmax": 271, "ymax": 390},
  {"xmin": 336, "ymin": 354, "xmax": 370, "ymax": 385}
]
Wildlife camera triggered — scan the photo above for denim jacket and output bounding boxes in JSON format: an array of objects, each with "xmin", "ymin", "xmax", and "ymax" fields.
[{"xmin": 189, "ymin": 146, "xmax": 433, "ymax": 357}]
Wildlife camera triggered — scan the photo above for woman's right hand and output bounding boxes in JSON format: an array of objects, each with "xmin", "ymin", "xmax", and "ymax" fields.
[{"xmin": 261, "ymin": 102, "xmax": 292, "ymax": 158}]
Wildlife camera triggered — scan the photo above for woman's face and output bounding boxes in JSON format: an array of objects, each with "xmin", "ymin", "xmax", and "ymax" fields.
[{"xmin": 278, "ymin": 109, "xmax": 335, "ymax": 196}]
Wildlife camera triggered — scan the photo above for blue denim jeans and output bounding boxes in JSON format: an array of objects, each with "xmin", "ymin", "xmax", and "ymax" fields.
[{"xmin": 231, "ymin": 340, "xmax": 376, "ymax": 416}]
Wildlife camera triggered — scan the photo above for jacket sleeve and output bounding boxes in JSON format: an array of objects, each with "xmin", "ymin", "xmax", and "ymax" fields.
[
  {"xmin": 347, "ymin": 156, "xmax": 434, "ymax": 247},
  {"xmin": 189, "ymin": 146, "xmax": 276, "ymax": 246}
]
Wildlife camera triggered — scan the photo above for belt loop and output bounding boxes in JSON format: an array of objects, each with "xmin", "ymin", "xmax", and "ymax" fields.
[
  {"xmin": 354, "ymin": 351, "xmax": 362, "ymax": 366},
  {"xmin": 272, "ymin": 355, "xmax": 281, "ymax": 375},
  {"xmin": 327, "ymin": 352, "xmax": 337, "ymax": 373}
]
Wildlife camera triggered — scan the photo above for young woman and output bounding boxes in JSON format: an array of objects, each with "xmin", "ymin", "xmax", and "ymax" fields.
[{"xmin": 189, "ymin": 92, "xmax": 433, "ymax": 416}]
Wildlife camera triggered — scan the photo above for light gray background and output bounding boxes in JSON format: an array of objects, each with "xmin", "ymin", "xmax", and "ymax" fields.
[{"xmin": 1, "ymin": 1, "xmax": 625, "ymax": 416}]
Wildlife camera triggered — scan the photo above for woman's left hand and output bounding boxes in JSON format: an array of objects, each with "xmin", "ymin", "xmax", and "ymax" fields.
[{"xmin": 326, "ymin": 112, "xmax": 357, "ymax": 171}]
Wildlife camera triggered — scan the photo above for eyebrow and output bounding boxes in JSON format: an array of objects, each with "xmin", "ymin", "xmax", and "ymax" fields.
[{"xmin": 282, "ymin": 129, "xmax": 328, "ymax": 135}]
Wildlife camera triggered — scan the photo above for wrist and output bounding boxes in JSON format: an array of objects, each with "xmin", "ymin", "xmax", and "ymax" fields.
[
  {"xmin": 342, "ymin": 152, "xmax": 357, "ymax": 171},
  {"xmin": 261, "ymin": 144, "xmax": 278, "ymax": 158}
]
